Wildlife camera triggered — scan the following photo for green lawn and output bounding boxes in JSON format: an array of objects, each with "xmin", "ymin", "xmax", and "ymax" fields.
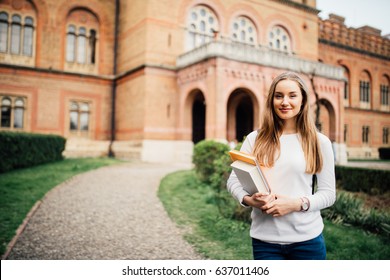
[
  {"xmin": 0, "ymin": 157, "xmax": 122, "ymax": 257},
  {"xmin": 158, "ymin": 170, "xmax": 390, "ymax": 260}
]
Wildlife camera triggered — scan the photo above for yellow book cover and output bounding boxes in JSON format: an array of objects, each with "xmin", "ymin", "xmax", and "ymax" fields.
[{"xmin": 229, "ymin": 150, "xmax": 271, "ymax": 194}]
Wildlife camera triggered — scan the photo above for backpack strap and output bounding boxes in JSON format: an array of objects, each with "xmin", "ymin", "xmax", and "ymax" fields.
[{"xmin": 311, "ymin": 174, "xmax": 317, "ymax": 195}]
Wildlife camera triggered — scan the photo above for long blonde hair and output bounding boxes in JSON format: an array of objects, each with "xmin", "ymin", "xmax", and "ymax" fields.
[{"xmin": 253, "ymin": 72, "xmax": 323, "ymax": 174}]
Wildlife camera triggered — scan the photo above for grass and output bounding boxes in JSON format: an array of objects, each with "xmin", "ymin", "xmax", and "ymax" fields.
[
  {"xmin": 158, "ymin": 170, "xmax": 390, "ymax": 260},
  {"xmin": 0, "ymin": 157, "xmax": 122, "ymax": 257},
  {"xmin": 158, "ymin": 170, "xmax": 252, "ymax": 259}
]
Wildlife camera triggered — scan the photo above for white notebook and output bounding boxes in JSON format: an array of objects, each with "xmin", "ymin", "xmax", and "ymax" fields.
[{"xmin": 229, "ymin": 150, "xmax": 271, "ymax": 194}]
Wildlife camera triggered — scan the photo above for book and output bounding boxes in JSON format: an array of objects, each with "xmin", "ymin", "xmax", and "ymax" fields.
[{"xmin": 229, "ymin": 150, "xmax": 271, "ymax": 195}]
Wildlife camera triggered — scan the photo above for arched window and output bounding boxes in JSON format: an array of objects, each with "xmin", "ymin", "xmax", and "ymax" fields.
[
  {"xmin": 268, "ymin": 25, "xmax": 291, "ymax": 53},
  {"xmin": 77, "ymin": 27, "xmax": 87, "ymax": 63},
  {"xmin": 14, "ymin": 98, "xmax": 25, "ymax": 128},
  {"xmin": 231, "ymin": 16, "xmax": 257, "ymax": 45},
  {"xmin": 1, "ymin": 97, "xmax": 12, "ymax": 128},
  {"xmin": 89, "ymin": 29, "xmax": 97, "ymax": 64},
  {"xmin": 340, "ymin": 65, "xmax": 350, "ymax": 106},
  {"xmin": 66, "ymin": 25, "xmax": 76, "ymax": 62},
  {"xmin": 0, "ymin": 96, "xmax": 26, "ymax": 129},
  {"xmin": 383, "ymin": 127, "xmax": 389, "ymax": 144},
  {"xmin": 380, "ymin": 75, "xmax": 389, "ymax": 111},
  {"xmin": 10, "ymin": 14, "xmax": 21, "ymax": 54},
  {"xmin": 23, "ymin": 17, "xmax": 34, "ymax": 56},
  {"xmin": 65, "ymin": 24, "xmax": 97, "ymax": 65},
  {"xmin": 0, "ymin": 11, "xmax": 35, "ymax": 58},
  {"xmin": 362, "ymin": 126, "xmax": 370, "ymax": 144},
  {"xmin": 0, "ymin": 12, "xmax": 8, "ymax": 52},
  {"xmin": 186, "ymin": 5, "xmax": 219, "ymax": 51},
  {"xmin": 65, "ymin": 9, "xmax": 99, "ymax": 67},
  {"xmin": 359, "ymin": 71, "xmax": 371, "ymax": 109}
]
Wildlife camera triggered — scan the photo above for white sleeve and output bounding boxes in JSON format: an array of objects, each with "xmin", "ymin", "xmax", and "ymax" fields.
[
  {"xmin": 309, "ymin": 134, "xmax": 336, "ymax": 211},
  {"xmin": 226, "ymin": 131, "xmax": 258, "ymax": 207}
]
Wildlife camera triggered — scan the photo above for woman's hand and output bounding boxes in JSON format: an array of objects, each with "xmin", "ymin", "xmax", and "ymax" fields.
[
  {"xmin": 261, "ymin": 194, "xmax": 301, "ymax": 217},
  {"xmin": 242, "ymin": 193, "xmax": 275, "ymax": 209}
]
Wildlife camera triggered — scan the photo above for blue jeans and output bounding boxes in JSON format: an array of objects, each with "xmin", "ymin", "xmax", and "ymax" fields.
[{"xmin": 252, "ymin": 233, "xmax": 326, "ymax": 260}]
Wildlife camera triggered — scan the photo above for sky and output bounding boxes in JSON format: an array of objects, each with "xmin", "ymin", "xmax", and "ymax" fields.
[{"xmin": 316, "ymin": 0, "xmax": 390, "ymax": 36}]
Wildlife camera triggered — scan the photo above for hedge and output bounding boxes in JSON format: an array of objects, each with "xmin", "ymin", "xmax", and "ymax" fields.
[
  {"xmin": 192, "ymin": 140, "xmax": 230, "ymax": 184},
  {"xmin": 335, "ymin": 165, "xmax": 390, "ymax": 195},
  {"xmin": 0, "ymin": 131, "xmax": 66, "ymax": 173}
]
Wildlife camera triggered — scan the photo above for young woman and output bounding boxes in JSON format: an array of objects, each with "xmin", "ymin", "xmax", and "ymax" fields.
[{"xmin": 227, "ymin": 72, "xmax": 336, "ymax": 260}]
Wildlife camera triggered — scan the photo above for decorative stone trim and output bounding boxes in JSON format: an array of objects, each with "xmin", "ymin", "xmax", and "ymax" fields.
[{"xmin": 177, "ymin": 41, "xmax": 345, "ymax": 81}]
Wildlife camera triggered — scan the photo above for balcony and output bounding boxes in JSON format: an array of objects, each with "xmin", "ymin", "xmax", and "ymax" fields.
[{"xmin": 177, "ymin": 41, "xmax": 345, "ymax": 81}]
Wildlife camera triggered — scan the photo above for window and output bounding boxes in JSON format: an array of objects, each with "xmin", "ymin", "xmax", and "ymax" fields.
[
  {"xmin": 268, "ymin": 25, "xmax": 291, "ymax": 53},
  {"xmin": 70, "ymin": 101, "xmax": 90, "ymax": 133},
  {"xmin": 359, "ymin": 81, "xmax": 370, "ymax": 103},
  {"xmin": 0, "ymin": 11, "xmax": 34, "ymax": 57},
  {"xmin": 381, "ymin": 85, "xmax": 389, "ymax": 106},
  {"xmin": 23, "ymin": 17, "xmax": 34, "ymax": 56},
  {"xmin": 65, "ymin": 9, "xmax": 99, "ymax": 71},
  {"xmin": 362, "ymin": 126, "xmax": 370, "ymax": 144},
  {"xmin": 66, "ymin": 25, "xmax": 76, "ymax": 62},
  {"xmin": 0, "ymin": 96, "xmax": 25, "ymax": 129},
  {"xmin": 380, "ymin": 75, "xmax": 389, "ymax": 111},
  {"xmin": 383, "ymin": 127, "xmax": 389, "ymax": 144},
  {"xmin": 1, "ymin": 97, "xmax": 11, "ymax": 128},
  {"xmin": 14, "ymin": 98, "xmax": 24, "ymax": 128},
  {"xmin": 11, "ymin": 15, "xmax": 21, "ymax": 54},
  {"xmin": 343, "ymin": 124, "xmax": 348, "ymax": 144},
  {"xmin": 66, "ymin": 25, "xmax": 97, "ymax": 65},
  {"xmin": 186, "ymin": 5, "xmax": 219, "ymax": 51},
  {"xmin": 341, "ymin": 66, "xmax": 350, "ymax": 106},
  {"xmin": 76, "ymin": 27, "xmax": 86, "ymax": 64},
  {"xmin": 359, "ymin": 71, "xmax": 371, "ymax": 109},
  {"xmin": 0, "ymin": 12, "xmax": 8, "ymax": 52},
  {"xmin": 231, "ymin": 16, "xmax": 257, "ymax": 45}
]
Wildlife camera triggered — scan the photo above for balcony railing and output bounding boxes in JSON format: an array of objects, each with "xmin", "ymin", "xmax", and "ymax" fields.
[{"xmin": 177, "ymin": 41, "xmax": 345, "ymax": 81}]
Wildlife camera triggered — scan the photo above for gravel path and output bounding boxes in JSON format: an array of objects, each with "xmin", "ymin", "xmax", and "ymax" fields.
[{"xmin": 5, "ymin": 162, "xmax": 204, "ymax": 260}]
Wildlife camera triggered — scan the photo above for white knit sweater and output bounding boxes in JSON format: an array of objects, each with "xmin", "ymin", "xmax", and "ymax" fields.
[{"xmin": 227, "ymin": 131, "xmax": 336, "ymax": 244}]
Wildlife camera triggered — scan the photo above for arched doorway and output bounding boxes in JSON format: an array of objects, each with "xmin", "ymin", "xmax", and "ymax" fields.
[
  {"xmin": 227, "ymin": 89, "xmax": 257, "ymax": 142},
  {"xmin": 319, "ymin": 99, "xmax": 336, "ymax": 142},
  {"xmin": 235, "ymin": 96, "xmax": 253, "ymax": 142},
  {"xmin": 192, "ymin": 92, "xmax": 206, "ymax": 144}
]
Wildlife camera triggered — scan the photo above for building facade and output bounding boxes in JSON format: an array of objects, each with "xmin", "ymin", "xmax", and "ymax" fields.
[{"xmin": 0, "ymin": 0, "xmax": 389, "ymax": 164}]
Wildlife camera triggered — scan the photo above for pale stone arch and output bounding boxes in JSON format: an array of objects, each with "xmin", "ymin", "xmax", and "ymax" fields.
[{"xmin": 226, "ymin": 88, "xmax": 259, "ymax": 142}]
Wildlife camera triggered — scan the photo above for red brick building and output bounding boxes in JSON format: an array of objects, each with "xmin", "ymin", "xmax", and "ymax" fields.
[{"xmin": 0, "ymin": 0, "xmax": 389, "ymax": 163}]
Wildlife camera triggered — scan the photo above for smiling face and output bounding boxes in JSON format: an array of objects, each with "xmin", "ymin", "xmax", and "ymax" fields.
[{"xmin": 273, "ymin": 79, "xmax": 303, "ymax": 130}]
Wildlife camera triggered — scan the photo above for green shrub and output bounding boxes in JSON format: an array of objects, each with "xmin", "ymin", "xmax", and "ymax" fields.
[
  {"xmin": 0, "ymin": 131, "xmax": 66, "ymax": 173},
  {"xmin": 322, "ymin": 191, "xmax": 390, "ymax": 238},
  {"xmin": 335, "ymin": 165, "xmax": 390, "ymax": 194},
  {"xmin": 192, "ymin": 140, "xmax": 230, "ymax": 184}
]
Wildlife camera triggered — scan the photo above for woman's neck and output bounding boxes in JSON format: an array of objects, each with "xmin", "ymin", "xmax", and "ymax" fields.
[{"xmin": 282, "ymin": 119, "xmax": 297, "ymax": 134}]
